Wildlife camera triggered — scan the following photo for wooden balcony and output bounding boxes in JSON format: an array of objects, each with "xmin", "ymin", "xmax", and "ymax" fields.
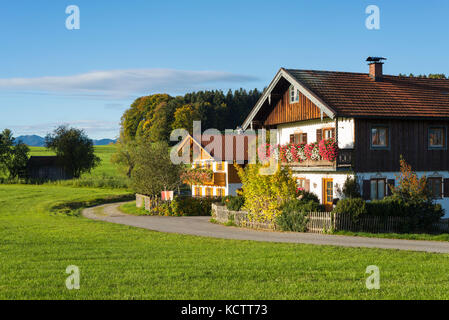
[{"xmin": 281, "ymin": 149, "xmax": 354, "ymax": 171}]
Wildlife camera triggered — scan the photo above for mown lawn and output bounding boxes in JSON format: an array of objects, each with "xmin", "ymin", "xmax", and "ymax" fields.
[{"xmin": 1, "ymin": 184, "xmax": 449, "ymax": 300}]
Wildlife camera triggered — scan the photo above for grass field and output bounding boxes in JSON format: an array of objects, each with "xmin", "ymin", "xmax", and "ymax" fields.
[
  {"xmin": 333, "ymin": 230, "xmax": 449, "ymax": 242},
  {"xmin": 1, "ymin": 184, "xmax": 449, "ymax": 299},
  {"xmin": 27, "ymin": 145, "xmax": 129, "ymax": 189},
  {"xmin": 29, "ymin": 145, "xmax": 120, "ymax": 178}
]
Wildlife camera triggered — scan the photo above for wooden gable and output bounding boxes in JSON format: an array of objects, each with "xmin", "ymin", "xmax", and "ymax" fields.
[{"xmin": 264, "ymin": 87, "xmax": 323, "ymax": 126}]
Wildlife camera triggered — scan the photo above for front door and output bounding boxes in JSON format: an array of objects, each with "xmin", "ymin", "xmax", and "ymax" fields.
[{"xmin": 323, "ymin": 178, "xmax": 333, "ymax": 211}]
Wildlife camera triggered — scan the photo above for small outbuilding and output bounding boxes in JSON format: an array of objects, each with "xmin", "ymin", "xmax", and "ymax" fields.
[{"xmin": 26, "ymin": 156, "xmax": 71, "ymax": 181}]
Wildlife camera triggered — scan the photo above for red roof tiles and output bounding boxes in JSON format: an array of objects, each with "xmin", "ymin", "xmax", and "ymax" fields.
[{"xmin": 285, "ymin": 69, "xmax": 449, "ymax": 118}]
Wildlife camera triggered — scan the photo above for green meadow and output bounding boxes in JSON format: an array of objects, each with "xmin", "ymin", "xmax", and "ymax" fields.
[
  {"xmin": 0, "ymin": 145, "xmax": 448, "ymax": 300},
  {"xmin": 1, "ymin": 184, "xmax": 449, "ymax": 299},
  {"xmin": 29, "ymin": 145, "xmax": 120, "ymax": 178}
]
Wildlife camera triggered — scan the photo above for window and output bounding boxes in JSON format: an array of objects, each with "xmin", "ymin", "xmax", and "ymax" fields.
[
  {"xmin": 289, "ymin": 86, "xmax": 299, "ymax": 103},
  {"xmin": 205, "ymin": 162, "xmax": 212, "ymax": 170},
  {"xmin": 323, "ymin": 128, "xmax": 335, "ymax": 140},
  {"xmin": 217, "ymin": 188, "xmax": 225, "ymax": 197},
  {"xmin": 371, "ymin": 126, "xmax": 389, "ymax": 148},
  {"xmin": 429, "ymin": 127, "xmax": 446, "ymax": 149},
  {"xmin": 428, "ymin": 177, "xmax": 442, "ymax": 199},
  {"xmin": 216, "ymin": 162, "xmax": 225, "ymax": 171},
  {"xmin": 370, "ymin": 179, "xmax": 386, "ymax": 200},
  {"xmin": 194, "ymin": 187, "xmax": 202, "ymax": 197},
  {"xmin": 296, "ymin": 178, "xmax": 306, "ymax": 189},
  {"xmin": 205, "ymin": 187, "xmax": 213, "ymax": 197},
  {"xmin": 290, "ymin": 133, "xmax": 307, "ymax": 144}
]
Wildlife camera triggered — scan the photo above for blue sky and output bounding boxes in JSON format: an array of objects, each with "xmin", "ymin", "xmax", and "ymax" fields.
[{"xmin": 0, "ymin": 0, "xmax": 448, "ymax": 139}]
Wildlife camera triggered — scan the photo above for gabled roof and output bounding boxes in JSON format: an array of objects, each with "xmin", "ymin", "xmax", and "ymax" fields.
[
  {"xmin": 286, "ymin": 69, "xmax": 449, "ymax": 118},
  {"xmin": 242, "ymin": 68, "xmax": 336, "ymax": 129},
  {"xmin": 176, "ymin": 133, "xmax": 254, "ymax": 162},
  {"xmin": 242, "ymin": 68, "xmax": 449, "ymax": 129}
]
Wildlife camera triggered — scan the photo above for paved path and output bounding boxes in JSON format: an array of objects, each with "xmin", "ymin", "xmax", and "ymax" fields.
[{"xmin": 82, "ymin": 202, "xmax": 449, "ymax": 254}]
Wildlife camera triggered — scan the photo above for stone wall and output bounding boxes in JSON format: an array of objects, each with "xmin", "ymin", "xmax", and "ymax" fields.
[{"xmin": 136, "ymin": 194, "xmax": 145, "ymax": 208}]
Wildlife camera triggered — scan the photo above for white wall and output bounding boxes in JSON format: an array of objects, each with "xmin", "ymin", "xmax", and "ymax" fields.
[
  {"xmin": 357, "ymin": 171, "xmax": 449, "ymax": 218},
  {"xmin": 292, "ymin": 172, "xmax": 354, "ymax": 204},
  {"xmin": 276, "ymin": 117, "xmax": 354, "ymax": 148},
  {"xmin": 191, "ymin": 160, "xmax": 237, "ymax": 196}
]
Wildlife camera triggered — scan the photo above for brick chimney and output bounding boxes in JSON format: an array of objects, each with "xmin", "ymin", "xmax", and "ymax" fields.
[{"xmin": 366, "ymin": 57, "xmax": 386, "ymax": 81}]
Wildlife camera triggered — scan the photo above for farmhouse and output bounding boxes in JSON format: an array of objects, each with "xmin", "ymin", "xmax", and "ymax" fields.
[
  {"xmin": 177, "ymin": 134, "xmax": 249, "ymax": 197},
  {"xmin": 242, "ymin": 57, "xmax": 449, "ymax": 213}
]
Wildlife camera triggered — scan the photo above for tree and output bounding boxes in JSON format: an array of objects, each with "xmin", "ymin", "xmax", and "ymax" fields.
[
  {"xmin": 236, "ymin": 163, "xmax": 297, "ymax": 223},
  {"xmin": 6, "ymin": 142, "xmax": 29, "ymax": 179},
  {"xmin": 171, "ymin": 104, "xmax": 202, "ymax": 134},
  {"xmin": 130, "ymin": 138, "xmax": 184, "ymax": 197},
  {"xmin": 0, "ymin": 129, "xmax": 29, "ymax": 179},
  {"xmin": 391, "ymin": 156, "xmax": 431, "ymax": 204},
  {"xmin": 111, "ymin": 131, "xmax": 136, "ymax": 178},
  {"xmin": 45, "ymin": 126, "xmax": 100, "ymax": 178}
]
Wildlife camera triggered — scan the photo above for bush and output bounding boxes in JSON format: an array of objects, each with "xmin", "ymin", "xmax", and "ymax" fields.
[
  {"xmin": 366, "ymin": 196, "xmax": 443, "ymax": 232},
  {"xmin": 222, "ymin": 195, "xmax": 245, "ymax": 211},
  {"xmin": 297, "ymin": 190, "xmax": 320, "ymax": 203},
  {"xmin": 276, "ymin": 199, "xmax": 324, "ymax": 232},
  {"xmin": 170, "ymin": 196, "xmax": 219, "ymax": 216},
  {"xmin": 237, "ymin": 163, "xmax": 297, "ymax": 222},
  {"xmin": 337, "ymin": 176, "xmax": 361, "ymax": 199},
  {"xmin": 333, "ymin": 198, "xmax": 367, "ymax": 222}
]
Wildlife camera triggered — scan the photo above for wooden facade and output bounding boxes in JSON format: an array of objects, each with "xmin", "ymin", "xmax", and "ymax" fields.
[
  {"xmin": 264, "ymin": 88, "xmax": 323, "ymax": 126},
  {"xmin": 354, "ymin": 118, "xmax": 449, "ymax": 172}
]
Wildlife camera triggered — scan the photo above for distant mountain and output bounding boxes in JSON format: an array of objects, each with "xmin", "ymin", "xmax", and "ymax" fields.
[
  {"xmin": 16, "ymin": 135, "xmax": 116, "ymax": 147},
  {"xmin": 15, "ymin": 135, "xmax": 45, "ymax": 147},
  {"xmin": 92, "ymin": 139, "xmax": 116, "ymax": 146}
]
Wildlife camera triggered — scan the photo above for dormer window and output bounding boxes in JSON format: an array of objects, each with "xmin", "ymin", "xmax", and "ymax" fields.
[{"xmin": 289, "ymin": 85, "xmax": 299, "ymax": 103}]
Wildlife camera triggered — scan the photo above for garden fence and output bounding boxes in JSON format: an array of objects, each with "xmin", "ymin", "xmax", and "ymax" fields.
[{"xmin": 212, "ymin": 204, "xmax": 449, "ymax": 234}]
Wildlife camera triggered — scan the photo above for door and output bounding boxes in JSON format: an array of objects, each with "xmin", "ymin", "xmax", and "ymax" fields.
[{"xmin": 322, "ymin": 178, "xmax": 334, "ymax": 211}]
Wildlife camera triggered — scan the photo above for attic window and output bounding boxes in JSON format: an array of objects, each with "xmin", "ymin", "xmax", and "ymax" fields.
[{"xmin": 289, "ymin": 85, "xmax": 299, "ymax": 103}]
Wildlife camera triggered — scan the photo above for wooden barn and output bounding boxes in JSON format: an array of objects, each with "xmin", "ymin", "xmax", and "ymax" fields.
[{"xmin": 26, "ymin": 156, "xmax": 71, "ymax": 181}]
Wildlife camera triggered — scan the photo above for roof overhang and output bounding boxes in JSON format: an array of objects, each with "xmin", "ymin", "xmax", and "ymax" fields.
[
  {"xmin": 176, "ymin": 133, "xmax": 215, "ymax": 160},
  {"xmin": 242, "ymin": 68, "xmax": 337, "ymax": 130}
]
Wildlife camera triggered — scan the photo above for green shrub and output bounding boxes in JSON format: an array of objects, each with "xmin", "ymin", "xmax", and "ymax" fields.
[
  {"xmin": 150, "ymin": 202, "xmax": 173, "ymax": 216},
  {"xmin": 337, "ymin": 176, "xmax": 361, "ymax": 199},
  {"xmin": 333, "ymin": 198, "xmax": 367, "ymax": 222},
  {"xmin": 222, "ymin": 195, "xmax": 245, "ymax": 211},
  {"xmin": 276, "ymin": 199, "xmax": 323, "ymax": 232},
  {"xmin": 170, "ymin": 196, "xmax": 219, "ymax": 216},
  {"xmin": 366, "ymin": 196, "xmax": 443, "ymax": 232},
  {"xmin": 297, "ymin": 190, "xmax": 320, "ymax": 203}
]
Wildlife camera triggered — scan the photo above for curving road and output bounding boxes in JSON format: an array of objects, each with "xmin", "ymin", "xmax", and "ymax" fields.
[{"xmin": 82, "ymin": 202, "xmax": 449, "ymax": 254}]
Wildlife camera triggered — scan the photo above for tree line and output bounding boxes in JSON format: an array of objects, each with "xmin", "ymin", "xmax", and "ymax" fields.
[
  {"xmin": 113, "ymin": 89, "xmax": 262, "ymax": 185},
  {"xmin": 120, "ymin": 88, "xmax": 262, "ymax": 143}
]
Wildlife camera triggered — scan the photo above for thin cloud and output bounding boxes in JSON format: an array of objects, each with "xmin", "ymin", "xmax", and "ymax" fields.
[
  {"xmin": 9, "ymin": 120, "xmax": 119, "ymax": 138},
  {"xmin": 0, "ymin": 69, "xmax": 258, "ymax": 98}
]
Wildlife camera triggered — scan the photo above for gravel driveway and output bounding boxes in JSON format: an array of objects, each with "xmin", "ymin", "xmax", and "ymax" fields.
[{"xmin": 82, "ymin": 202, "xmax": 449, "ymax": 253}]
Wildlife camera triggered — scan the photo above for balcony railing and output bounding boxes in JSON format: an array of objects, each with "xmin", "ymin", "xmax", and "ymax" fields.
[
  {"xmin": 337, "ymin": 148, "xmax": 354, "ymax": 167},
  {"xmin": 281, "ymin": 148, "xmax": 354, "ymax": 170}
]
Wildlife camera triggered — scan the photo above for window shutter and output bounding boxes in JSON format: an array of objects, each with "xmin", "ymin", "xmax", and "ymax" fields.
[
  {"xmin": 294, "ymin": 133, "xmax": 300, "ymax": 144},
  {"xmin": 290, "ymin": 134, "xmax": 294, "ymax": 143},
  {"xmin": 331, "ymin": 128, "xmax": 336, "ymax": 139},
  {"xmin": 444, "ymin": 178, "xmax": 449, "ymax": 198},
  {"xmin": 316, "ymin": 129, "xmax": 322, "ymax": 142},
  {"xmin": 387, "ymin": 179, "xmax": 395, "ymax": 196},
  {"xmin": 362, "ymin": 180, "xmax": 371, "ymax": 200},
  {"xmin": 302, "ymin": 133, "xmax": 308, "ymax": 144},
  {"xmin": 305, "ymin": 179, "xmax": 310, "ymax": 192}
]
